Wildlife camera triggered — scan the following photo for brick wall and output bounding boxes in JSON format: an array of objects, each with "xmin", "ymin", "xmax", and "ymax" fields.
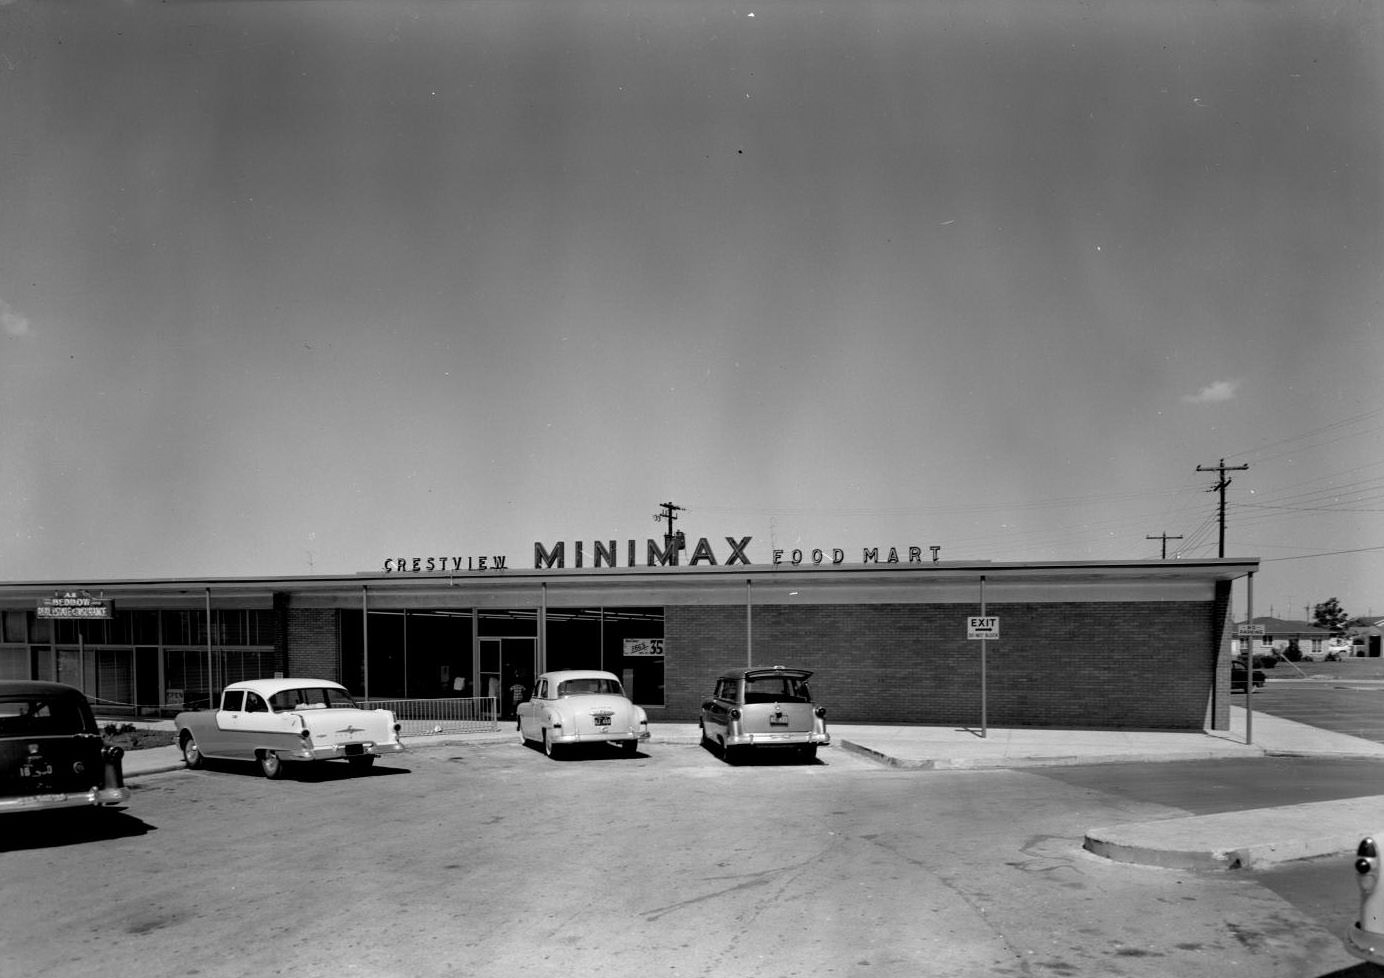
[
  {"xmin": 285, "ymin": 608, "xmax": 340, "ymax": 681},
  {"xmin": 667, "ymin": 598, "xmax": 1230, "ymax": 730}
]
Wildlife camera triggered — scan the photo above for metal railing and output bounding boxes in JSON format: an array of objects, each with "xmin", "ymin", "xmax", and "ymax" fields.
[{"xmin": 360, "ymin": 696, "xmax": 501, "ymax": 736}]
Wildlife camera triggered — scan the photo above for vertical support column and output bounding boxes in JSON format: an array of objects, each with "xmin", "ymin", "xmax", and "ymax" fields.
[
  {"xmin": 1245, "ymin": 571, "xmax": 1254, "ymax": 745},
  {"xmin": 979, "ymin": 575, "xmax": 988, "ymax": 740},
  {"xmin": 361, "ymin": 586, "xmax": 370, "ymax": 701},
  {"xmin": 745, "ymin": 579, "xmax": 753, "ymax": 668},
  {"xmin": 205, "ymin": 588, "xmax": 214, "ymax": 709}
]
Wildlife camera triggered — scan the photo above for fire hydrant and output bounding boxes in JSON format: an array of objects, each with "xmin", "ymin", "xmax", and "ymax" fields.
[{"xmin": 1345, "ymin": 837, "xmax": 1384, "ymax": 965}]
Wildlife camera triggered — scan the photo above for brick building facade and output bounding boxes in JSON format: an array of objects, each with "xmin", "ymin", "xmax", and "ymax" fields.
[{"xmin": 0, "ymin": 558, "xmax": 1253, "ymax": 731}]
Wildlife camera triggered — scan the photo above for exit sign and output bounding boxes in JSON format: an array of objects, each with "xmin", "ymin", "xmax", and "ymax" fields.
[{"xmin": 967, "ymin": 616, "xmax": 999, "ymax": 640}]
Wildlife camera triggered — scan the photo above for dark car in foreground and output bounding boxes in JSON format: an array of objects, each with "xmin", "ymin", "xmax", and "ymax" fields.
[
  {"xmin": 1232, "ymin": 660, "xmax": 1266, "ymax": 691},
  {"xmin": 0, "ymin": 681, "xmax": 129, "ymax": 814},
  {"xmin": 700, "ymin": 666, "xmax": 830, "ymax": 762}
]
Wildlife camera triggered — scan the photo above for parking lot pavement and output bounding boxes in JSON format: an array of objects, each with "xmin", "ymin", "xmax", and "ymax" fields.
[
  {"xmin": 123, "ymin": 708, "xmax": 1384, "ymax": 779},
  {"xmin": 118, "ymin": 710, "xmax": 1384, "ymax": 873}
]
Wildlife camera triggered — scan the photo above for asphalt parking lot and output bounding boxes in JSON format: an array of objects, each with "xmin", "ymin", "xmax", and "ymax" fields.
[{"xmin": 5, "ymin": 731, "xmax": 1379, "ymax": 978}]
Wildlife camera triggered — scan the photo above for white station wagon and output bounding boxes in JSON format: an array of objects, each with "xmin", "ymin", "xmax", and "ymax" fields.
[
  {"xmin": 516, "ymin": 670, "xmax": 650, "ymax": 759},
  {"xmin": 175, "ymin": 679, "xmax": 405, "ymax": 778}
]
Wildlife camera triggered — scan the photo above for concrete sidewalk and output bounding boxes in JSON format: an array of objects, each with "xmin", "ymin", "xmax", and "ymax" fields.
[{"xmin": 117, "ymin": 706, "xmax": 1384, "ymax": 871}]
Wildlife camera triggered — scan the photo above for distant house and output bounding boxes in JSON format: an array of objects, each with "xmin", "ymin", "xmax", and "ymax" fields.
[
  {"xmin": 1346, "ymin": 617, "xmax": 1384, "ymax": 658},
  {"xmin": 1231, "ymin": 616, "xmax": 1335, "ymax": 658}
]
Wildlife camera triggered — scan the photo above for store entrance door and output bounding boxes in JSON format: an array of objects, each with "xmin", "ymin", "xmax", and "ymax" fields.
[{"xmin": 479, "ymin": 637, "xmax": 537, "ymax": 720}]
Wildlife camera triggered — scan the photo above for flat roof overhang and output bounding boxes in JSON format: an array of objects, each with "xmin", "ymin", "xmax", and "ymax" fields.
[{"xmin": 0, "ymin": 558, "xmax": 1259, "ymax": 611}]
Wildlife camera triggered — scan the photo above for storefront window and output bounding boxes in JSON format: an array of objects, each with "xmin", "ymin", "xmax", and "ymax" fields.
[
  {"xmin": 2, "ymin": 611, "xmax": 27, "ymax": 643},
  {"xmin": 545, "ymin": 607, "xmax": 664, "ymax": 707}
]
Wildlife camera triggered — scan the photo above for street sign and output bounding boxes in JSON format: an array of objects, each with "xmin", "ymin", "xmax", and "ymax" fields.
[
  {"xmin": 967, "ymin": 616, "xmax": 999, "ymax": 640},
  {"xmin": 1236, "ymin": 624, "xmax": 1266, "ymax": 637}
]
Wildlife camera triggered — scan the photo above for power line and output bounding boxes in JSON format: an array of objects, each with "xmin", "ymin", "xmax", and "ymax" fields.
[{"xmin": 1260, "ymin": 544, "xmax": 1384, "ymax": 562}]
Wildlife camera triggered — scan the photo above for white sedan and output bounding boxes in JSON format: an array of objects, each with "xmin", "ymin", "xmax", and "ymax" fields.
[
  {"xmin": 175, "ymin": 678, "xmax": 405, "ymax": 778},
  {"xmin": 516, "ymin": 670, "xmax": 650, "ymax": 759}
]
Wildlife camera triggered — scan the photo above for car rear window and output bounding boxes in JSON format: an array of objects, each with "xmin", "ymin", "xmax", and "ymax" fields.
[
  {"xmin": 0, "ymin": 695, "xmax": 91, "ymax": 735},
  {"xmin": 557, "ymin": 678, "xmax": 623, "ymax": 697},
  {"xmin": 269, "ymin": 687, "xmax": 362, "ymax": 711},
  {"xmin": 743, "ymin": 676, "xmax": 812, "ymax": 704}
]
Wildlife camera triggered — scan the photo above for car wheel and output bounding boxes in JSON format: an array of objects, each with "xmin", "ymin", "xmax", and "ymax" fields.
[
  {"xmin": 181, "ymin": 733, "xmax": 204, "ymax": 770},
  {"xmin": 699, "ymin": 721, "xmax": 712, "ymax": 749},
  {"xmin": 348, "ymin": 755, "xmax": 376, "ymax": 772},
  {"xmin": 543, "ymin": 729, "xmax": 562, "ymax": 760},
  {"xmin": 800, "ymin": 745, "xmax": 818, "ymax": 762},
  {"xmin": 258, "ymin": 750, "xmax": 285, "ymax": 779},
  {"xmin": 620, "ymin": 739, "xmax": 639, "ymax": 755}
]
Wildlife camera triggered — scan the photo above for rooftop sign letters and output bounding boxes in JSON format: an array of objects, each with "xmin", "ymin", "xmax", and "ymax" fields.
[
  {"xmin": 381, "ymin": 535, "xmax": 949, "ymax": 573},
  {"xmin": 38, "ymin": 591, "xmax": 113, "ymax": 620},
  {"xmin": 534, "ymin": 536, "xmax": 753, "ymax": 569}
]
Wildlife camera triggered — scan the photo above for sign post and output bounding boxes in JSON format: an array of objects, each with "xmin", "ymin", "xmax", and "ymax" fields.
[
  {"xmin": 1238, "ymin": 576, "xmax": 1258, "ymax": 744},
  {"xmin": 967, "ymin": 577, "xmax": 998, "ymax": 738}
]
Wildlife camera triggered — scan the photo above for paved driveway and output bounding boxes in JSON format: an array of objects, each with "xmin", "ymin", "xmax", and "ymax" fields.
[{"xmin": 1246, "ymin": 679, "xmax": 1384, "ymax": 744}]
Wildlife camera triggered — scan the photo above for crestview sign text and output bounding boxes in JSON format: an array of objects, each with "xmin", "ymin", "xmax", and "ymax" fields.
[{"xmin": 383, "ymin": 536, "xmax": 943, "ymax": 573}]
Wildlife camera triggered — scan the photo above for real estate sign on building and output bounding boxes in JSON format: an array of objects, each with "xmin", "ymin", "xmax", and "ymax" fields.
[{"xmin": 37, "ymin": 591, "xmax": 112, "ymax": 620}]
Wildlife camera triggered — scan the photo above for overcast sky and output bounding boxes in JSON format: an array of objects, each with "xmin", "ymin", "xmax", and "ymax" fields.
[{"xmin": 2, "ymin": 0, "xmax": 1381, "ymax": 620}]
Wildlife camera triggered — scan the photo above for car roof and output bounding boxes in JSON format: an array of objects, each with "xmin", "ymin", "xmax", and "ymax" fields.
[
  {"xmin": 0, "ymin": 680, "xmax": 87, "ymax": 698},
  {"xmin": 223, "ymin": 678, "xmax": 348, "ymax": 697},
  {"xmin": 538, "ymin": 670, "xmax": 621, "ymax": 682},
  {"xmin": 717, "ymin": 666, "xmax": 813, "ymax": 681}
]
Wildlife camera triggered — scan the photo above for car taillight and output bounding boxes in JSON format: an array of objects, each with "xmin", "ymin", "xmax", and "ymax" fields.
[
  {"xmin": 299, "ymin": 729, "xmax": 312, "ymax": 741},
  {"xmin": 729, "ymin": 709, "xmax": 741, "ymax": 720},
  {"xmin": 102, "ymin": 745, "xmax": 124, "ymax": 762},
  {"xmin": 815, "ymin": 707, "xmax": 827, "ymax": 718},
  {"xmin": 393, "ymin": 722, "xmax": 402, "ymax": 734},
  {"xmin": 72, "ymin": 760, "xmax": 87, "ymax": 774}
]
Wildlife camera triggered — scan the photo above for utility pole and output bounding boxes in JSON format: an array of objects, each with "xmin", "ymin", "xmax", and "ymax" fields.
[
  {"xmin": 653, "ymin": 501, "xmax": 686, "ymax": 563},
  {"xmin": 1196, "ymin": 458, "xmax": 1249, "ymax": 557},
  {"xmin": 1146, "ymin": 533, "xmax": 1183, "ymax": 559}
]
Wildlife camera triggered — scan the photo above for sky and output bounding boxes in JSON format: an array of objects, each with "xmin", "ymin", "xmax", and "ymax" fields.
[{"xmin": 1, "ymin": 0, "xmax": 1381, "ymax": 621}]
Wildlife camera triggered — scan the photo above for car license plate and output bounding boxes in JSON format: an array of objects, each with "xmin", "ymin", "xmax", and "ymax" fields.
[
  {"xmin": 343, "ymin": 743, "xmax": 365, "ymax": 756},
  {"xmin": 593, "ymin": 716, "xmax": 611, "ymax": 727},
  {"xmin": 770, "ymin": 717, "xmax": 789, "ymax": 726}
]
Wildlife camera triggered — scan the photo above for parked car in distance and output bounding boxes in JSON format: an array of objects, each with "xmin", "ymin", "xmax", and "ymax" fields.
[
  {"xmin": 517, "ymin": 670, "xmax": 650, "ymax": 759},
  {"xmin": 0, "ymin": 680, "xmax": 129, "ymax": 814},
  {"xmin": 175, "ymin": 678, "xmax": 405, "ymax": 779},
  {"xmin": 700, "ymin": 666, "xmax": 830, "ymax": 762},
  {"xmin": 1231, "ymin": 660, "xmax": 1266, "ymax": 691}
]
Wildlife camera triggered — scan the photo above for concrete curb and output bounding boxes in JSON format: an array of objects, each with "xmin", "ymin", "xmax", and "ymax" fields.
[
  {"xmin": 837, "ymin": 739, "xmax": 1260, "ymax": 771},
  {"xmin": 1084, "ymin": 796, "xmax": 1384, "ymax": 872}
]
